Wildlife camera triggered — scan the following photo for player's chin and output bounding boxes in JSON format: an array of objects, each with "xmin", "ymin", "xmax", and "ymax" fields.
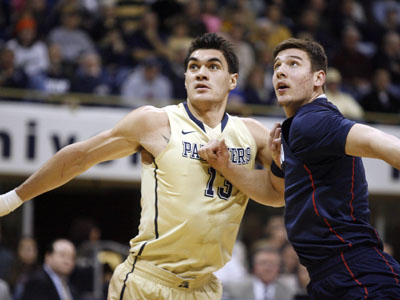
[{"xmin": 276, "ymin": 97, "xmax": 290, "ymax": 106}]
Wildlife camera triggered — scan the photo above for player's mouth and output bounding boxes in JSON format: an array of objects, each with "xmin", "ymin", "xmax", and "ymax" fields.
[
  {"xmin": 195, "ymin": 83, "xmax": 210, "ymax": 91},
  {"xmin": 276, "ymin": 82, "xmax": 289, "ymax": 94}
]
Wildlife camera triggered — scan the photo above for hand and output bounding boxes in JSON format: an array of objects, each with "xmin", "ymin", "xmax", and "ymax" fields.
[
  {"xmin": 199, "ymin": 139, "xmax": 231, "ymax": 172},
  {"xmin": 269, "ymin": 122, "xmax": 282, "ymax": 168}
]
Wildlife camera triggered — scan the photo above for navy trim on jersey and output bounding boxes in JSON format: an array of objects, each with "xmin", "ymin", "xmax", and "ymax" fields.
[
  {"xmin": 119, "ymin": 242, "xmax": 147, "ymax": 300},
  {"xmin": 154, "ymin": 162, "xmax": 159, "ymax": 239},
  {"xmin": 184, "ymin": 102, "xmax": 206, "ymax": 132},
  {"xmin": 183, "ymin": 102, "xmax": 228, "ymax": 133},
  {"xmin": 221, "ymin": 111, "xmax": 229, "ymax": 131}
]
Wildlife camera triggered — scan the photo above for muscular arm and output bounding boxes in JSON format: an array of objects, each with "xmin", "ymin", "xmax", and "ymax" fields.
[
  {"xmin": 14, "ymin": 106, "xmax": 169, "ymax": 202},
  {"xmin": 199, "ymin": 119, "xmax": 284, "ymax": 207},
  {"xmin": 345, "ymin": 123, "xmax": 400, "ymax": 169}
]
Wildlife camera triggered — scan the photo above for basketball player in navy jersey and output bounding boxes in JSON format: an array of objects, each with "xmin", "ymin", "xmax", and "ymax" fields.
[
  {"xmin": 200, "ymin": 38, "xmax": 400, "ymax": 299},
  {"xmin": 0, "ymin": 33, "xmax": 285, "ymax": 300}
]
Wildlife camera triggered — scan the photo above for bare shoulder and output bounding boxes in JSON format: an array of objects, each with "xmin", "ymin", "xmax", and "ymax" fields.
[
  {"xmin": 240, "ymin": 117, "xmax": 270, "ymax": 143},
  {"xmin": 114, "ymin": 105, "xmax": 169, "ymax": 137}
]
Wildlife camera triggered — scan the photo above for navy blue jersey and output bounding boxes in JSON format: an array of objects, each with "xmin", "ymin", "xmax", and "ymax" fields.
[{"xmin": 281, "ymin": 97, "xmax": 382, "ymax": 268}]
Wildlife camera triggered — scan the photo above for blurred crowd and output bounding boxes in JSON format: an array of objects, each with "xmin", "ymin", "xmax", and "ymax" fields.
[
  {"xmin": 0, "ymin": 213, "xmax": 313, "ymax": 300},
  {"xmin": 0, "ymin": 0, "xmax": 399, "ymax": 119},
  {"xmin": 0, "ymin": 213, "xmax": 396, "ymax": 300}
]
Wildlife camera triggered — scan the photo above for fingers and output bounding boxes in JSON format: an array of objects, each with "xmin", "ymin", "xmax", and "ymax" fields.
[
  {"xmin": 269, "ymin": 122, "xmax": 282, "ymax": 151},
  {"xmin": 199, "ymin": 139, "xmax": 227, "ymax": 161}
]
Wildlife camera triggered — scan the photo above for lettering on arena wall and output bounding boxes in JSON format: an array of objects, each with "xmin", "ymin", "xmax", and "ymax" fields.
[
  {"xmin": 0, "ymin": 131, "xmax": 11, "ymax": 158},
  {"xmin": 0, "ymin": 119, "xmax": 139, "ymax": 166},
  {"xmin": 393, "ymin": 168, "xmax": 399, "ymax": 180},
  {"xmin": 1, "ymin": 102, "xmax": 399, "ymax": 190}
]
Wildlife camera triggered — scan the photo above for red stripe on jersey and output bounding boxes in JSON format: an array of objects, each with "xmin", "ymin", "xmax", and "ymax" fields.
[
  {"xmin": 303, "ymin": 164, "xmax": 319, "ymax": 216},
  {"xmin": 350, "ymin": 157, "xmax": 356, "ymax": 221},
  {"xmin": 304, "ymin": 164, "xmax": 352, "ymax": 247},
  {"xmin": 374, "ymin": 247, "xmax": 399, "ymax": 285},
  {"xmin": 340, "ymin": 251, "xmax": 368, "ymax": 299}
]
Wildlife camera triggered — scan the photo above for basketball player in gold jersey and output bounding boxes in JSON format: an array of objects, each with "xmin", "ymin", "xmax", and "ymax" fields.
[{"xmin": 0, "ymin": 33, "xmax": 284, "ymax": 299}]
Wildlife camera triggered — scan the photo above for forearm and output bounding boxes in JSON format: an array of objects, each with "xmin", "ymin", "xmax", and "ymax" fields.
[
  {"xmin": 16, "ymin": 144, "xmax": 89, "ymax": 201},
  {"xmin": 219, "ymin": 163, "xmax": 285, "ymax": 207}
]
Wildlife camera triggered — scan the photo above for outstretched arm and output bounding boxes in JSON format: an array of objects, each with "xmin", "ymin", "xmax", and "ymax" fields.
[
  {"xmin": 199, "ymin": 121, "xmax": 284, "ymax": 207},
  {"xmin": 0, "ymin": 106, "xmax": 168, "ymax": 216},
  {"xmin": 345, "ymin": 123, "xmax": 400, "ymax": 169}
]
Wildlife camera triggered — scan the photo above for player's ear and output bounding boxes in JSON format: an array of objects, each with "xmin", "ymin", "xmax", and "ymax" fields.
[
  {"xmin": 314, "ymin": 70, "xmax": 325, "ymax": 88},
  {"xmin": 229, "ymin": 73, "xmax": 238, "ymax": 91}
]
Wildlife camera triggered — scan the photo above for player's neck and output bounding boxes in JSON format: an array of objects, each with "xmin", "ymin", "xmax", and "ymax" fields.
[
  {"xmin": 282, "ymin": 91, "xmax": 324, "ymax": 118},
  {"xmin": 187, "ymin": 100, "xmax": 227, "ymax": 128}
]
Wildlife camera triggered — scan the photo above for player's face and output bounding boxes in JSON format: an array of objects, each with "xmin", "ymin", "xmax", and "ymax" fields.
[
  {"xmin": 273, "ymin": 48, "xmax": 319, "ymax": 115},
  {"xmin": 185, "ymin": 49, "xmax": 237, "ymax": 104}
]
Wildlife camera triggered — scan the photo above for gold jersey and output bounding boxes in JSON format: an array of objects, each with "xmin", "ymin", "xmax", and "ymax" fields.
[{"xmin": 129, "ymin": 103, "xmax": 257, "ymax": 278}]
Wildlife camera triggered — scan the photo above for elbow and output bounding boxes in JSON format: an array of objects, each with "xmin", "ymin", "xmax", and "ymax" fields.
[
  {"xmin": 273, "ymin": 198, "xmax": 285, "ymax": 207},
  {"xmin": 58, "ymin": 144, "xmax": 90, "ymax": 177},
  {"xmin": 253, "ymin": 193, "xmax": 285, "ymax": 207}
]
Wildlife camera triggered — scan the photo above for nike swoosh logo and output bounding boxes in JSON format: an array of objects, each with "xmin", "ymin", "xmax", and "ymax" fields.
[{"xmin": 182, "ymin": 130, "xmax": 196, "ymax": 135}]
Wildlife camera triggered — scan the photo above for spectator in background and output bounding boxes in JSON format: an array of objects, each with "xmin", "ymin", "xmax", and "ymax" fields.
[
  {"xmin": 325, "ymin": 67, "xmax": 364, "ymax": 120},
  {"xmin": 330, "ymin": 0, "xmax": 367, "ymax": 42},
  {"xmin": 221, "ymin": 20, "xmax": 255, "ymax": 89},
  {"xmin": 25, "ymin": 0, "xmax": 52, "ymax": 39},
  {"xmin": 0, "ymin": 48, "xmax": 30, "ymax": 90},
  {"xmin": 222, "ymin": 247, "xmax": 295, "ymax": 300},
  {"xmin": 20, "ymin": 238, "xmax": 79, "ymax": 300},
  {"xmin": 255, "ymin": 46, "xmax": 275, "ymax": 102},
  {"xmin": 124, "ymin": 10, "xmax": 169, "ymax": 67},
  {"xmin": 332, "ymin": 25, "xmax": 373, "ymax": 99},
  {"xmin": 360, "ymin": 68, "xmax": 400, "ymax": 114},
  {"xmin": 0, "ymin": 222, "xmax": 14, "ymax": 286},
  {"xmin": 252, "ymin": 215, "xmax": 287, "ymax": 251},
  {"xmin": 99, "ymin": 27, "xmax": 130, "ymax": 71},
  {"xmin": 280, "ymin": 242, "xmax": 300, "ymax": 290},
  {"xmin": 47, "ymin": 5, "xmax": 95, "ymax": 66},
  {"xmin": 256, "ymin": 4, "xmax": 292, "ymax": 50},
  {"xmin": 97, "ymin": 27, "xmax": 132, "ymax": 94},
  {"xmin": 214, "ymin": 239, "xmax": 249, "ymax": 286},
  {"xmin": 179, "ymin": 0, "xmax": 207, "ymax": 38},
  {"xmin": 242, "ymin": 65, "xmax": 275, "ymax": 106},
  {"xmin": 70, "ymin": 52, "xmax": 112, "ymax": 96},
  {"xmin": 11, "ymin": 236, "xmax": 39, "ymax": 300},
  {"xmin": 373, "ymin": 31, "xmax": 400, "ymax": 89},
  {"xmin": 0, "ymin": 3, "xmax": 10, "ymax": 42},
  {"xmin": 6, "ymin": 14, "xmax": 49, "ymax": 77},
  {"xmin": 121, "ymin": 57, "xmax": 172, "ymax": 108},
  {"xmin": 0, "ymin": 278, "xmax": 11, "ymax": 300},
  {"xmin": 379, "ymin": 7, "xmax": 400, "ymax": 36},
  {"xmin": 292, "ymin": 265, "xmax": 311, "ymax": 300},
  {"xmin": 164, "ymin": 20, "xmax": 191, "ymax": 100},
  {"xmin": 201, "ymin": 0, "xmax": 222, "ymax": 33},
  {"xmin": 36, "ymin": 43, "xmax": 72, "ymax": 94},
  {"xmin": 372, "ymin": 0, "xmax": 400, "ymax": 31}
]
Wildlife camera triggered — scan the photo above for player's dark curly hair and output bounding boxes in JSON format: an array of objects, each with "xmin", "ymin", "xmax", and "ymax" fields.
[
  {"xmin": 184, "ymin": 33, "xmax": 239, "ymax": 74},
  {"xmin": 273, "ymin": 38, "xmax": 327, "ymax": 74}
]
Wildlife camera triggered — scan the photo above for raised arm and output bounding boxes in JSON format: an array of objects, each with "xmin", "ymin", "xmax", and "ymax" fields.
[
  {"xmin": 345, "ymin": 123, "xmax": 400, "ymax": 169},
  {"xmin": 199, "ymin": 119, "xmax": 284, "ymax": 207},
  {"xmin": 0, "ymin": 106, "xmax": 168, "ymax": 216}
]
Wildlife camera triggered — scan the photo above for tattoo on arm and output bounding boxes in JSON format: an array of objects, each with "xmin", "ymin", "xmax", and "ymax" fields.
[{"xmin": 162, "ymin": 134, "xmax": 170, "ymax": 143}]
